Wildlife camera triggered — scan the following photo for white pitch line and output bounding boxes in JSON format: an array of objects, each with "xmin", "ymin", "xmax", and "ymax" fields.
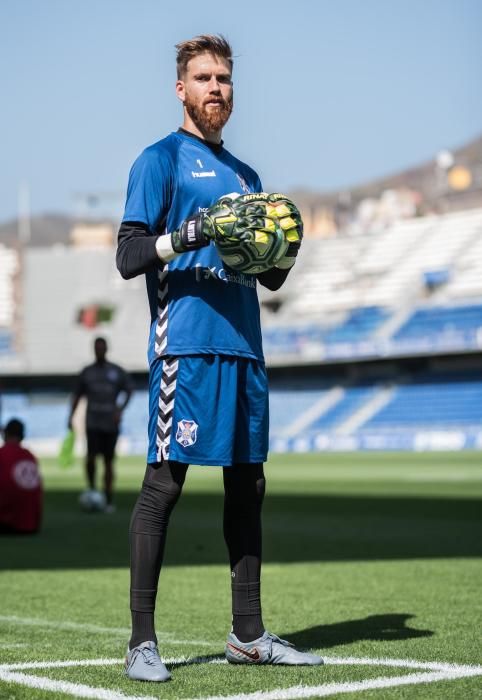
[
  {"xmin": 0, "ymin": 654, "xmax": 481, "ymax": 700},
  {"xmin": 325, "ymin": 655, "xmax": 482, "ymax": 673},
  {"xmin": 0, "ymin": 615, "xmax": 130, "ymax": 636},
  {"xmin": 0, "ymin": 615, "xmax": 214, "ymax": 647},
  {"xmin": 0, "ymin": 657, "xmax": 226, "ymax": 672},
  {"xmin": 0, "ymin": 670, "xmax": 160, "ymax": 700},
  {"xmin": 0, "ymin": 659, "xmax": 124, "ymax": 671},
  {"xmin": 190, "ymin": 669, "xmax": 482, "ymax": 700},
  {"xmin": 0, "ymin": 643, "xmax": 29, "ymax": 649}
]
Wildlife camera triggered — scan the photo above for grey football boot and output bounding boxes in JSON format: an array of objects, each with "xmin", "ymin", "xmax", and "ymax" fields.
[
  {"xmin": 225, "ymin": 631, "xmax": 323, "ymax": 666},
  {"xmin": 125, "ymin": 641, "xmax": 171, "ymax": 682}
]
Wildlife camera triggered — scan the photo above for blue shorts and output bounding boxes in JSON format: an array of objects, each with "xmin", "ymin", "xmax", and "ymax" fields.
[{"xmin": 147, "ymin": 355, "xmax": 269, "ymax": 466}]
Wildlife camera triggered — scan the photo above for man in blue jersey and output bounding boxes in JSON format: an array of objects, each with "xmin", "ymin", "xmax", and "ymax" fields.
[{"xmin": 117, "ymin": 34, "xmax": 322, "ymax": 682}]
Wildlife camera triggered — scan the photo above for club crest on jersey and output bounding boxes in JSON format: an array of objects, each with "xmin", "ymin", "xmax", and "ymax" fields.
[
  {"xmin": 236, "ymin": 173, "xmax": 251, "ymax": 193},
  {"xmin": 176, "ymin": 420, "xmax": 199, "ymax": 447}
]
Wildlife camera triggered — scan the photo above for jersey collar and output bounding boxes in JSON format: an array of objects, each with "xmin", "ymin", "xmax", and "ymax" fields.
[{"xmin": 177, "ymin": 128, "xmax": 224, "ymax": 154}]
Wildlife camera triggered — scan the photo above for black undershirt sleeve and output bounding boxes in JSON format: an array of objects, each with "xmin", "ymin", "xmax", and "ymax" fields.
[
  {"xmin": 116, "ymin": 221, "xmax": 161, "ymax": 280},
  {"xmin": 256, "ymin": 266, "xmax": 291, "ymax": 291}
]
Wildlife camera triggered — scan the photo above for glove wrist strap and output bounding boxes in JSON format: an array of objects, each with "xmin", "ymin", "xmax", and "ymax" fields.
[{"xmin": 172, "ymin": 215, "xmax": 210, "ymax": 253}]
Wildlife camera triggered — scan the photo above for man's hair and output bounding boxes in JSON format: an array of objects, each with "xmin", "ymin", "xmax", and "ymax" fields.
[
  {"xmin": 4, "ymin": 418, "xmax": 24, "ymax": 441},
  {"xmin": 175, "ymin": 35, "xmax": 233, "ymax": 79},
  {"xmin": 94, "ymin": 336, "xmax": 107, "ymax": 346}
]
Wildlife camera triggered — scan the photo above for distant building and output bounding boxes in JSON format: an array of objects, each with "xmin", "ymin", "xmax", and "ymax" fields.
[{"xmin": 70, "ymin": 223, "xmax": 114, "ymax": 248}]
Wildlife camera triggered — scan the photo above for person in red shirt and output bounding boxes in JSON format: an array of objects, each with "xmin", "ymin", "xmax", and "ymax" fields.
[{"xmin": 0, "ymin": 418, "xmax": 42, "ymax": 534}]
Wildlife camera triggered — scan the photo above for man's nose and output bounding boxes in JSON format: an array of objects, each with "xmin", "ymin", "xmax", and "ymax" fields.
[{"xmin": 208, "ymin": 76, "xmax": 221, "ymax": 92}]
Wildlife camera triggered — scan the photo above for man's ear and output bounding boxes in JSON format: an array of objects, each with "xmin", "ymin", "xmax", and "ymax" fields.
[{"xmin": 176, "ymin": 80, "xmax": 185, "ymax": 103}]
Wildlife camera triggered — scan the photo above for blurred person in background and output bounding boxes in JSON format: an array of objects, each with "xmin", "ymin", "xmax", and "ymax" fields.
[
  {"xmin": 68, "ymin": 336, "xmax": 133, "ymax": 513},
  {"xmin": 0, "ymin": 418, "xmax": 43, "ymax": 534}
]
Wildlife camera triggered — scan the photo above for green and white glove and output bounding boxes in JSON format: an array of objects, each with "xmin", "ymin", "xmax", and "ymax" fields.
[
  {"xmin": 169, "ymin": 192, "xmax": 303, "ymax": 265},
  {"xmin": 207, "ymin": 192, "xmax": 303, "ymax": 247}
]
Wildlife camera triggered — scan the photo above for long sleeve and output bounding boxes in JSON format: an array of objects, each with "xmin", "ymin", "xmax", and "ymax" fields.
[
  {"xmin": 117, "ymin": 145, "xmax": 174, "ymax": 279},
  {"xmin": 116, "ymin": 222, "xmax": 160, "ymax": 280},
  {"xmin": 257, "ymin": 266, "xmax": 291, "ymax": 291}
]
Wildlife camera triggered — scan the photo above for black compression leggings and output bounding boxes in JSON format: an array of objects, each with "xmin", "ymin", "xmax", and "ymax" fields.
[{"xmin": 129, "ymin": 460, "xmax": 265, "ymax": 648}]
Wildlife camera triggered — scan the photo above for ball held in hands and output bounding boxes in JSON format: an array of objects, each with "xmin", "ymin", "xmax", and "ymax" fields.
[{"xmin": 209, "ymin": 192, "xmax": 303, "ymax": 274}]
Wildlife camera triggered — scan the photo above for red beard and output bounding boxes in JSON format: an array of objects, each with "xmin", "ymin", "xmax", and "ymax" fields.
[{"xmin": 184, "ymin": 93, "xmax": 233, "ymax": 133}]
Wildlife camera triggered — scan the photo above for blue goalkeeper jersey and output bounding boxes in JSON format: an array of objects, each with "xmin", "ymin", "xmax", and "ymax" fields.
[{"xmin": 122, "ymin": 129, "xmax": 264, "ymax": 366}]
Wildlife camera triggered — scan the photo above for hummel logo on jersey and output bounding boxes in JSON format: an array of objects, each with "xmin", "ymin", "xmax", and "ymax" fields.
[
  {"xmin": 192, "ymin": 170, "xmax": 216, "ymax": 178},
  {"xmin": 226, "ymin": 643, "xmax": 261, "ymax": 662},
  {"xmin": 176, "ymin": 420, "xmax": 198, "ymax": 447}
]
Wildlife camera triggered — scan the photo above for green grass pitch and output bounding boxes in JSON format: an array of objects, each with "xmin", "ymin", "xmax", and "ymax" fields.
[{"xmin": 1, "ymin": 451, "xmax": 481, "ymax": 699}]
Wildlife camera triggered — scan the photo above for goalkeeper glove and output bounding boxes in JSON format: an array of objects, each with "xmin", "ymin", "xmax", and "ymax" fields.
[
  {"xmin": 205, "ymin": 192, "xmax": 282, "ymax": 243},
  {"xmin": 168, "ymin": 193, "xmax": 264, "ymax": 254},
  {"xmin": 266, "ymin": 193, "xmax": 303, "ymax": 269},
  {"xmin": 209, "ymin": 191, "xmax": 302, "ymax": 239},
  {"xmin": 275, "ymin": 240, "xmax": 301, "ymax": 269},
  {"xmin": 167, "ymin": 192, "xmax": 302, "ymax": 261}
]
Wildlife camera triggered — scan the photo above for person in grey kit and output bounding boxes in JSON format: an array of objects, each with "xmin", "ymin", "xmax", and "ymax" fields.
[{"xmin": 69, "ymin": 337, "xmax": 133, "ymax": 511}]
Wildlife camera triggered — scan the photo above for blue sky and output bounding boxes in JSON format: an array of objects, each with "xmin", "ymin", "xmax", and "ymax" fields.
[{"xmin": 1, "ymin": 0, "xmax": 481, "ymax": 223}]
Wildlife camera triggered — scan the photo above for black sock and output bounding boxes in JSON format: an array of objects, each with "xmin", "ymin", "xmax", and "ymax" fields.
[
  {"xmin": 231, "ymin": 580, "xmax": 264, "ymax": 642},
  {"xmin": 223, "ymin": 463, "xmax": 265, "ymax": 643},
  {"xmin": 130, "ymin": 610, "xmax": 157, "ymax": 648}
]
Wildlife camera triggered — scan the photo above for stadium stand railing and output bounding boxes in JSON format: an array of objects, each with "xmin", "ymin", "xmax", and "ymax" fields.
[{"xmin": 269, "ymin": 371, "xmax": 482, "ymax": 453}]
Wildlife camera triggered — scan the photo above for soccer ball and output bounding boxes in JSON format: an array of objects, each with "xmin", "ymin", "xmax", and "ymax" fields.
[
  {"xmin": 213, "ymin": 193, "xmax": 294, "ymax": 274},
  {"xmin": 79, "ymin": 489, "xmax": 106, "ymax": 513}
]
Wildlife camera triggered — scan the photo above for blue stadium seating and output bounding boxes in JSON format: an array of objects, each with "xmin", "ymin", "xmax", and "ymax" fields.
[
  {"xmin": 1, "ymin": 393, "xmax": 66, "ymax": 439},
  {"xmin": 366, "ymin": 376, "xmax": 482, "ymax": 429},
  {"xmin": 308, "ymin": 386, "xmax": 376, "ymax": 430},
  {"xmin": 394, "ymin": 304, "xmax": 482, "ymax": 341},
  {"xmin": 263, "ymin": 306, "xmax": 390, "ymax": 356},
  {"xmin": 269, "ymin": 389, "xmax": 330, "ymax": 432},
  {"xmin": 0, "ymin": 330, "xmax": 14, "ymax": 355},
  {"xmin": 263, "ymin": 305, "xmax": 482, "ymax": 358},
  {"xmin": 1, "ymin": 392, "xmax": 148, "ymax": 444},
  {"xmin": 323, "ymin": 306, "xmax": 389, "ymax": 344},
  {"xmin": 262, "ymin": 325, "xmax": 327, "ymax": 355}
]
